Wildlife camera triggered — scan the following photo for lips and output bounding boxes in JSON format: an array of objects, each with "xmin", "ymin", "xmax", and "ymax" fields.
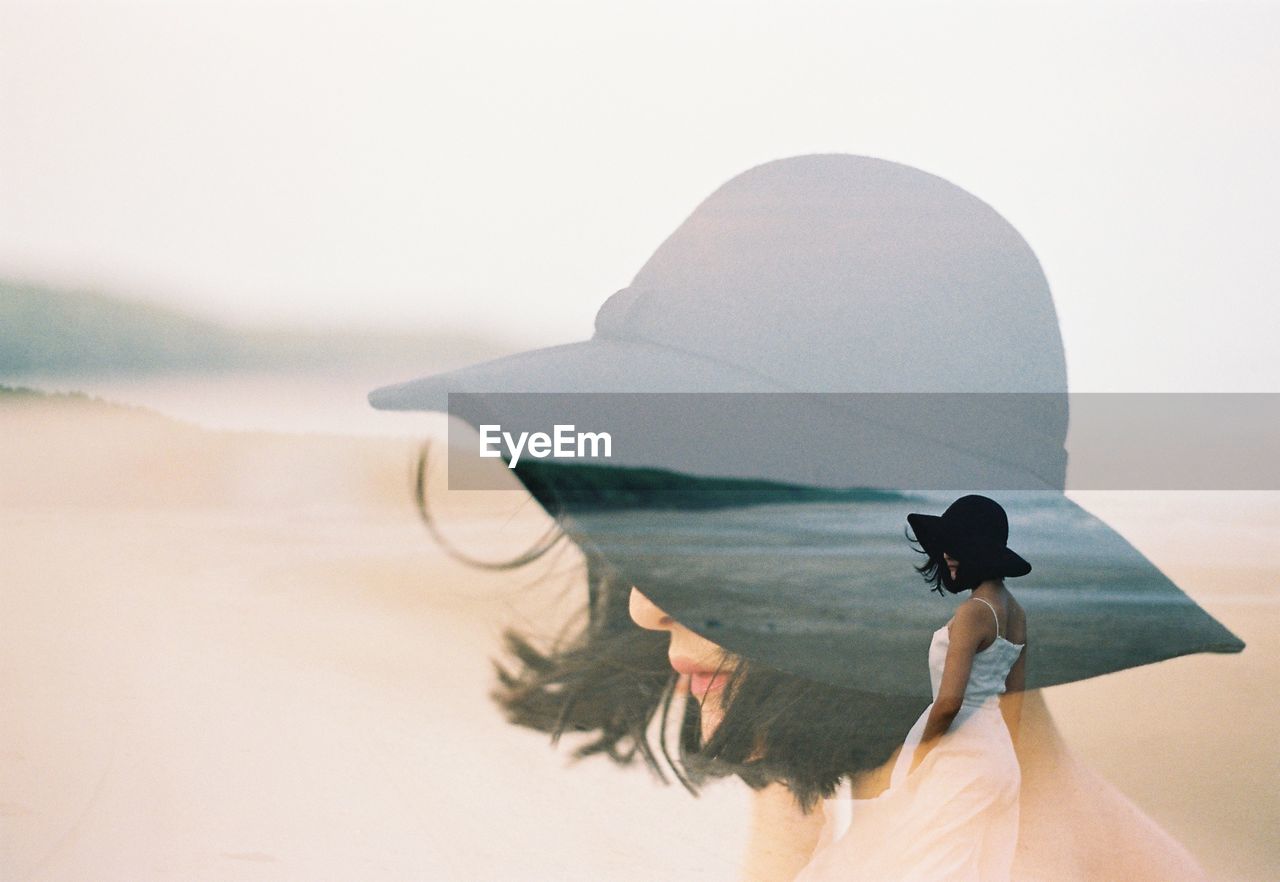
[
  {"xmin": 688, "ymin": 671, "xmax": 731, "ymax": 696},
  {"xmin": 669, "ymin": 655, "xmax": 732, "ymax": 698}
]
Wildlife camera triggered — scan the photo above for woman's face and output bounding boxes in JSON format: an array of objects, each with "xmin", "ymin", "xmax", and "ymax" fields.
[
  {"xmin": 629, "ymin": 586, "xmax": 736, "ymax": 739},
  {"xmin": 942, "ymin": 552, "xmax": 959, "ymax": 583}
]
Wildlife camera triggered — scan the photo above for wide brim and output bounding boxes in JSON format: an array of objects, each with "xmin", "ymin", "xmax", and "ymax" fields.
[
  {"xmin": 367, "ymin": 344, "xmax": 1245, "ymax": 694},
  {"xmin": 905, "ymin": 512, "xmax": 1033, "ymax": 578}
]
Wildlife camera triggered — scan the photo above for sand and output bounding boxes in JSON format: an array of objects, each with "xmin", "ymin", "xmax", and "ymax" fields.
[{"xmin": 1, "ymin": 392, "xmax": 1275, "ymax": 881}]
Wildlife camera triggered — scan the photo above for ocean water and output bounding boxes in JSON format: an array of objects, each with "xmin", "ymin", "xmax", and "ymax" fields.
[{"xmin": 564, "ymin": 492, "xmax": 1249, "ymax": 693}]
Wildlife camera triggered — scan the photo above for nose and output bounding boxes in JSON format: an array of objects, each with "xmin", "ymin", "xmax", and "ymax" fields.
[{"xmin": 629, "ymin": 586, "xmax": 675, "ymax": 631}]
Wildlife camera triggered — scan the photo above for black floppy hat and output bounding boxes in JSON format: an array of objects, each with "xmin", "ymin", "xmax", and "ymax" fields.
[
  {"xmin": 368, "ymin": 153, "xmax": 1244, "ymax": 696},
  {"xmin": 907, "ymin": 495, "xmax": 1032, "ymax": 579}
]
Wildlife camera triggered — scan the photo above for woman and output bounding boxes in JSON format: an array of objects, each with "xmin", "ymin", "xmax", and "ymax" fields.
[
  {"xmin": 415, "ymin": 453, "xmax": 1217, "ymax": 882},
  {"xmin": 789, "ymin": 494, "xmax": 1029, "ymax": 881},
  {"xmin": 375, "ymin": 154, "xmax": 1240, "ymax": 880}
]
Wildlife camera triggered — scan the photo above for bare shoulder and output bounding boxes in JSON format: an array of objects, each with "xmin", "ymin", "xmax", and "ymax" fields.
[
  {"xmin": 1005, "ymin": 591, "xmax": 1029, "ymax": 645},
  {"xmin": 955, "ymin": 596, "xmax": 994, "ymax": 627},
  {"xmin": 951, "ymin": 597, "xmax": 998, "ymax": 644}
]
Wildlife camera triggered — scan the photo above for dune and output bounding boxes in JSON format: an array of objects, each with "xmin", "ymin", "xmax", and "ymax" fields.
[
  {"xmin": 0, "ymin": 389, "xmax": 752, "ymax": 881},
  {"xmin": 0, "ymin": 390, "xmax": 1274, "ymax": 880}
]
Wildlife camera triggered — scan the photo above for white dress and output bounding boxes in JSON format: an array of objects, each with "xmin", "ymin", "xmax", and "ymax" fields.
[{"xmin": 794, "ymin": 597, "xmax": 1025, "ymax": 882}]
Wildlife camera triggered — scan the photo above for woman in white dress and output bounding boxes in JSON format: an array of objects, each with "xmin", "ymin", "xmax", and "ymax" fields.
[
  {"xmin": 622, "ymin": 489, "xmax": 1218, "ymax": 882},
  {"xmin": 792, "ymin": 494, "xmax": 1029, "ymax": 882}
]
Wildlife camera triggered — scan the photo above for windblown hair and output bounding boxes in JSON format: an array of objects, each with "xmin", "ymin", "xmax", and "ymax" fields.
[
  {"xmin": 905, "ymin": 525, "xmax": 1007, "ymax": 596},
  {"xmin": 412, "ymin": 441, "xmax": 921, "ymax": 814}
]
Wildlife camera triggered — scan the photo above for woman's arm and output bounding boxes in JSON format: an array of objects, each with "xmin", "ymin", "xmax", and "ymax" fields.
[{"xmin": 908, "ymin": 600, "xmax": 989, "ymax": 775}]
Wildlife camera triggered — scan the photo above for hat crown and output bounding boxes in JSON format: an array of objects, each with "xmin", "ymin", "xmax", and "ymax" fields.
[
  {"xmin": 594, "ymin": 154, "xmax": 1067, "ymax": 396},
  {"xmin": 939, "ymin": 495, "xmax": 1011, "ymax": 554}
]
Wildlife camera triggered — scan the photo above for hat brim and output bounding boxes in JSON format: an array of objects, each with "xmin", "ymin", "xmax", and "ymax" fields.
[
  {"xmin": 367, "ymin": 348, "xmax": 1245, "ymax": 694},
  {"xmin": 906, "ymin": 512, "xmax": 1032, "ymax": 578},
  {"xmin": 905, "ymin": 512, "xmax": 945, "ymax": 557}
]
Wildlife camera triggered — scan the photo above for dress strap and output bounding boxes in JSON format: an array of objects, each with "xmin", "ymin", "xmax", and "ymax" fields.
[{"xmin": 974, "ymin": 596, "xmax": 1002, "ymax": 639}]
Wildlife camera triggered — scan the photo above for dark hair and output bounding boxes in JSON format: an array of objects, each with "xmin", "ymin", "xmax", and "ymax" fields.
[
  {"xmin": 905, "ymin": 524, "xmax": 1005, "ymax": 596},
  {"xmin": 412, "ymin": 441, "xmax": 921, "ymax": 814}
]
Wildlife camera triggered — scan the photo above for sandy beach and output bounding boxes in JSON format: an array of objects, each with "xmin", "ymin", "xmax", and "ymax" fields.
[{"xmin": 1, "ymin": 391, "xmax": 1275, "ymax": 881}]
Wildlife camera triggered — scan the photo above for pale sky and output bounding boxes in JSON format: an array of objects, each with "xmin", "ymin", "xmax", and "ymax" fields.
[{"xmin": 1, "ymin": 1, "xmax": 1277, "ymax": 391}]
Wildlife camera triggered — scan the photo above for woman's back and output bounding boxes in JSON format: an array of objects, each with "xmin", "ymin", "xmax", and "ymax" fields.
[{"xmin": 930, "ymin": 595, "xmax": 1025, "ymax": 706}]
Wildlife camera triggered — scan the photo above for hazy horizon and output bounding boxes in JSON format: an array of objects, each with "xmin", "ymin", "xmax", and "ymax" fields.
[{"xmin": 2, "ymin": 2, "xmax": 1278, "ymax": 391}]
